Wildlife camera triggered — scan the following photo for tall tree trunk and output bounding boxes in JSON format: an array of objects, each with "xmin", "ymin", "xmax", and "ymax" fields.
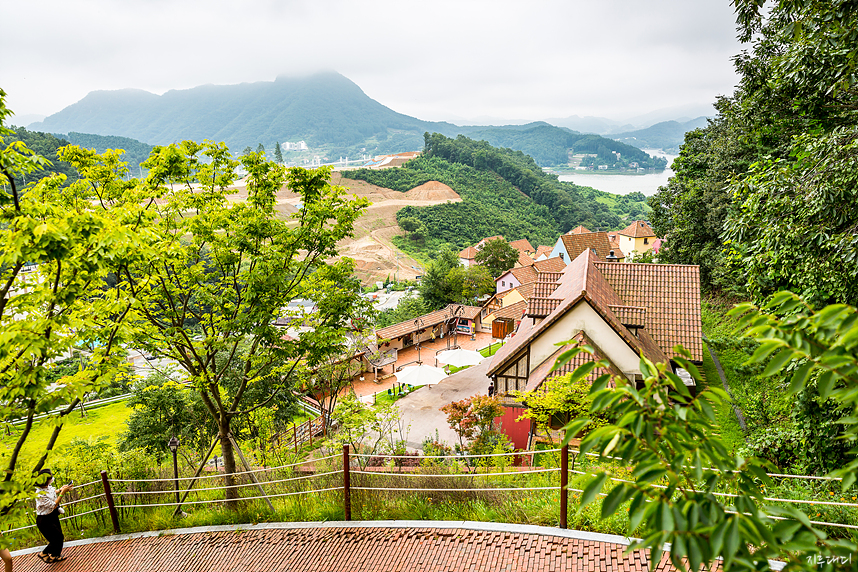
[{"xmin": 219, "ymin": 422, "xmax": 239, "ymax": 507}]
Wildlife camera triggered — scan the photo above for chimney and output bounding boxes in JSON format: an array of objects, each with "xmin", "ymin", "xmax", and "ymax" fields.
[{"xmin": 606, "ymin": 250, "xmax": 618, "ymax": 262}]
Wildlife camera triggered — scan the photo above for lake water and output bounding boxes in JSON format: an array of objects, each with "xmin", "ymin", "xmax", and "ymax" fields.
[{"xmin": 555, "ymin": 149, "xmax": 677, "ymax": 197}]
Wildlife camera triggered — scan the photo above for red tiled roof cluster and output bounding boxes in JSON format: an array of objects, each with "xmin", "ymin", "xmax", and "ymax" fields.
[
  {"xmin": 509, "ymin": 238, "xmax": 534, "ymax": 253},
  {"xmin": 493, "ymin": 299, "xmax": 528, "ymax": 321},
  {"xmin": 489, "ymin": 249, "xmax": 702, "ymax": 386},
  {"xmin": 535, "ymin": 245, "xmax": 554, "ymax": 258}
]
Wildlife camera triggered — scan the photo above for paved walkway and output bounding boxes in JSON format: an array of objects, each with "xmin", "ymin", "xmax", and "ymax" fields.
[
  {"xmin": 11, "ymin": 521, "xmax": 680, "ymax": 572},
  {"xmin": 396, "ymin": 359, "xmax": 495, "ymax": 449}
]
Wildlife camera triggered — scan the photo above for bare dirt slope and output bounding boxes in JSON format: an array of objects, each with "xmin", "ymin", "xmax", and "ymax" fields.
[
  {"xmin": 330, "ymin": 173, "xmax": 460, "ymax": 284},
  {"xmin": 223, "ymin": 172, "xmax": 460, "ymax": 284}
]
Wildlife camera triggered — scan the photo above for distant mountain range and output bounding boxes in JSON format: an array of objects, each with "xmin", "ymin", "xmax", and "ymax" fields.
[
  {"xmin": 28, "ymin": 71, "xmax": 704, "ymax": 164},
  {"xmin": 608, "ymin": 117, "xmax": 710, "ymax": 153}
]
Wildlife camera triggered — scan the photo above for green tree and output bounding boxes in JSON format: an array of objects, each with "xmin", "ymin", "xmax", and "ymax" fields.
[
  {"xmin": 418, "ymin": 248, "xmax": 460, "ymax": 310},
  {"xmin": 122, "ymin": 145, "xmax": 369, "ymax": 504},
  {"xmin": 257, "ymin": 143, "xmax": 265, "ymax": 156},
  {"xmin": 441, "ymin": 394, "xmax": 503, "ymax": 454},
  {"xmin": 329, "ymin": 393, "xmax": 404, "ymax": 470},
  {"xmin": 513, "ymin": 369, "xmax": 609, "ymax": 446},
  {"xmin": 376, "ymin": 294, "xmax": 428, "ymax": 328},
  {"xmin": 1, "ymin": 90, "xmax": 147, "ymax": 535},
  {"xmin": 724, "ymin": 127, "xmax": 858, "ymax": 306},
  {"xmin": 274, "ymin": 141, "xmax": 283, "ymax": 164},
  {"xmin": 474, "ymin": 238, "xmax": 520, "ymax": 277},
  {"xmin": 398, "ymin": 216, "xmax": 420, "ymax": 237},
  {"xmin": 119, "ymin": 371, "xmax": 215, "ymax": 464},
  {"xmin": 445, "ymin": 264, "xmax": 495, "ymax": 305}
]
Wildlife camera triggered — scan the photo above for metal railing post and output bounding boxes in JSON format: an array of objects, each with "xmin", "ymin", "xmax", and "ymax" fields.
[
  {"xmin": 100, "ymin": 470, "xmax": 121, "ymax": 534},
  {"xmin": 560, "ymin": 445, "xmax": 568, "ymax": 529},
  {"xmin": 343, "ymin": 444, "xmax": 351, "ymax": 521}
]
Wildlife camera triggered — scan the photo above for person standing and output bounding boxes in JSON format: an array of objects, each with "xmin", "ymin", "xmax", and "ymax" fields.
[{"xmin": 34, "ymin": 469, "xmax": 72, "ymax": 564}]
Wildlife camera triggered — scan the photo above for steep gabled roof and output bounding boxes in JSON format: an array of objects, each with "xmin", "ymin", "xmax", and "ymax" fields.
[
  {"xmin": 558, "ymin": 232, "xmax": 614, "ymax": 261},
  {"xmin": 505, "ymin": 265, "xmax": 538, "ymax": 285},
  {"xmin": 488, "ymin": 250, "xmax": 669, "ymax": 379},
  {"xmin": 509, "ymin": 238, "xmax": 535, "ymax": 253},
  {"xmin": 619, "ymin": 220, "xmax": 656, "ymax": 238},
  {"xmin": 509, "ymin": 282, "xmax": 536, "ymax": 302},
  {"xmin": 593, "ymin": 262, "xmax": 702, "ymax": 361},
  {"xmin": 525, "ymin": 333, "xmax": 622, "ymax": 391},
  {"xmin": 568, "ymin": 225, "xmax": 592, "ymax": 235}
]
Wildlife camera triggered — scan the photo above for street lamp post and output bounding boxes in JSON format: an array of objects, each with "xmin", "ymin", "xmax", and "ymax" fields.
[
  {"xmin": 167, "ymin": 436, "xmax": 180, "ymax": 506},
  {"xmin": 451, "ymin": 305, "xmax": 464, "ymax": 349},
  {"xmin": 414, "ymin": 318, "xmax": 425, "ymax": 364}
]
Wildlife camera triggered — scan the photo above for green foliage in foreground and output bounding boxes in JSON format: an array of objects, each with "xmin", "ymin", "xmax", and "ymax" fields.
[{"xmin": 566, "ymin": 291, "xmax": 858, "ymax": 570}]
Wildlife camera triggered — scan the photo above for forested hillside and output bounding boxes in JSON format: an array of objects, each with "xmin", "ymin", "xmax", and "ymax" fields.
[
  {"xmin": 29, "ymin": 72, "xmax": 456, "ymax": 157},
  {"xmin": 5, "ymin": 126, "xmax": 77, "ymax": 187},
  {"xmin": 61, "ymin": 132, "xmax": 153, "ymax": 174},
  {"xmin": 648, "ymin": 0, "xmax": 858, "ymax": 308},
  {"xmin": 464, "ymin": 123, "xmax": 668, "ymax": 168},
  {"xmin": 343, "ymin": 134, "xmax": 649, "ymax": 255}
]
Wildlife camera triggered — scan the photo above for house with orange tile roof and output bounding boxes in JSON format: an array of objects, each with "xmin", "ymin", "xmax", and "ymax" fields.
[
  {"xmin": 486, "ymin": 249, "xmax": 702, "ymax": 449},
  {"xmin": 567, "ymin": 225, "xmax": 592, "ymax": 235},
  {"xmin": 479, "ymin": 282, "xmax": 536, "ymax": 335},
  {"xmin": 550, "ymin": 231, "xmax": 624, "ymax": 263},
  {"xmin": 508, "ymin": 238, "xmax": 535, "ymax": 256},
  {"xmin": 495, "ymin": 257, "xmax": 566, "ymax": 294},
  {"xmin": 618, "ymin": 220, "xmax": 658, "ymax": 260},
  {"xmin": 458, "ymin": 236, "xmax": 538, "ymax": 269}
]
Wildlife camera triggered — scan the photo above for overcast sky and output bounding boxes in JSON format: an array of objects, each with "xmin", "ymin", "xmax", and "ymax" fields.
[{"xmin": 1, "ymin": 0, "xmax": 743, "ymax": 125}]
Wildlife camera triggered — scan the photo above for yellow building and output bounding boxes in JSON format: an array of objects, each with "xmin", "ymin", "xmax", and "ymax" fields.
[{"xmin": 617, "ymin": 220, "xmax": 657, "ymax": 260}]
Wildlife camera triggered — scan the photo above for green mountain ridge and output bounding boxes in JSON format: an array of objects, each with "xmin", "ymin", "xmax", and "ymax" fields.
[
  {"xmin": 29, "ymin": 72, "xmax": 666, "ymax": 168},
  {"xmin": 609, "ymin": 117, "xmax": 710, "ymax": 153}
]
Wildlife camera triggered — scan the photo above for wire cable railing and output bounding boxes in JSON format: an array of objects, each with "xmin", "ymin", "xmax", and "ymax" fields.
[{"xmin": 4, "ymin": 443, "xmax": 857, "ymax": 542}]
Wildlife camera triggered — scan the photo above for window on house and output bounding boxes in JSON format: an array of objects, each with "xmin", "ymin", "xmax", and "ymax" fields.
[
  {"xmin": 644, "ymin": 237, "xmax": 649, "ymax": 244},
  {"xmin": 501, "ymin": 281, "xmax": 505, "ymax": 287},
  {"xmin": 559, "ymin": 252, "xmax": 564, "ymax": 260}
]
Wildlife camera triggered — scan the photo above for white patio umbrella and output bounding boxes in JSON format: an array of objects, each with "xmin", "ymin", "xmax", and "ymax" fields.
[
  {"xmin": 394, "ymin": 364, "xmax": 448, "ymax": 386},
  {"xmin": 435, "ymin": 348, "xmax": 485, "ymax": 368}
]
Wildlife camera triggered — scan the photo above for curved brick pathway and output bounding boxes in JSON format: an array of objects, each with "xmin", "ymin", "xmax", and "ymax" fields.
[{"xmin": 11, "ymin": 522, "xmax": 677, "ymax": 572}]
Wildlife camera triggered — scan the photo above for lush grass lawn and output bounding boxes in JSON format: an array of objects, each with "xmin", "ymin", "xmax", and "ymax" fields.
[
  {"xmin": 479, "ymin": 342, "xmax": 502, "ymax": 358},
  {"xmin": 373, "ymin": 384, "xmax": 425, "ymax": 407},
  {"xmin": 0, "ymin": 401, "xmax": 133, "ymax": 470},
  {"xmin": 699, "ymin": 297, "xmax": 752, "ymax": 454}
]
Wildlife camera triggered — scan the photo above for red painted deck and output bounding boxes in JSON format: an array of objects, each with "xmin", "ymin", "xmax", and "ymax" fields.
[{"xmin": 12, "ymin": 525, "xmax": 686, "ymax": 571}]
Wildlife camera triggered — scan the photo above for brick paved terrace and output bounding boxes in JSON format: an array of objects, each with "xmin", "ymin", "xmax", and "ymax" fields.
[{"xmin": 11, "ymin": 521, "xmax": 696, "ymax": 572}]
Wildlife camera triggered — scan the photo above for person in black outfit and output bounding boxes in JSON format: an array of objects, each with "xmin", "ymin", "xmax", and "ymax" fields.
[{"xmin": 34, "ymin": 469, "xmax": 72, "ymax": 563}]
